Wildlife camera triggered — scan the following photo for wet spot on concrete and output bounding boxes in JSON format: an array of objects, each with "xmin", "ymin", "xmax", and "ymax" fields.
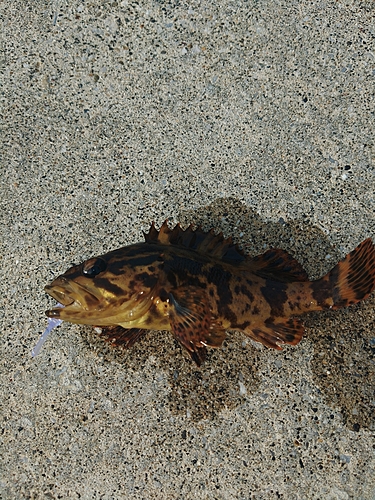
[
  {"xmin": 83, "ymin": 326, "xmax": 262, "ymax": 422},
  {"xmin": 306, "ymin": 295, "xmax": 375, "ymax": 431}
]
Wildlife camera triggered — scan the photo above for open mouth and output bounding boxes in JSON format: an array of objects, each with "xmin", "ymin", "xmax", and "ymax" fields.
[
  {"xmin": 45, "ymin": 283, "xmax": 76, "ymax": 318},
  {"xmin": 44, "ymin": 279, "xmax": 101, "ymax": 319},
  {"xmin": 45, "ymin": 284, "xmax": 75, "ymax": 307}
]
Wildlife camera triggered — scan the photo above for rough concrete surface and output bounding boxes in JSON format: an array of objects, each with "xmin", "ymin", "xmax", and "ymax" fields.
[{"xmin": 1, "ymin": 0, "xmax": 375, "ymax": 498}]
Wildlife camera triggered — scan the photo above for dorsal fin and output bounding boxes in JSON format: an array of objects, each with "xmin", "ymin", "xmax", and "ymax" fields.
[
  {"xmin": 143, "ymin": 222, "xmax": 309, "ymax": 282},
  {"xmin": 143, "ymin": 220, "xmax": 246, "ymax": 263},
  {"xmin": 248, "ymin": 248, "xmax": 309, "ymax": 282}
]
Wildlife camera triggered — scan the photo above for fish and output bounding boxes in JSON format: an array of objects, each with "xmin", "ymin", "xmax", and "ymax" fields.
[{"xmin": 44, "ymin": 221, "xmax": 375, "ymax": 365}]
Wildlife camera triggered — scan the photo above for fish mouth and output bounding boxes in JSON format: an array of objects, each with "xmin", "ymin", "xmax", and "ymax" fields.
[
  {"xmin": 44, "ymin": 279, "xmax": 100, "ymax": 319},
  {"xmin": 44, "ymin": 284, "xmax": 74, "ymax": 318},
  {"xmin": 45, "ymin": 284, "xmax": 75, "ymax": 306}
]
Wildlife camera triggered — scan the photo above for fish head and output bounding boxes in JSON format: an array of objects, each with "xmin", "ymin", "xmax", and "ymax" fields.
[{"xmin": 45, "ymin": 243, "xmax": 161, "ymax": 326}]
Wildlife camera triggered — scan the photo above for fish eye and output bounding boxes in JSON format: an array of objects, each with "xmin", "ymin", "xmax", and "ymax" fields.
[{"xmin": 82, "ymin": 258, "xmax": 107, "ymax": 277}]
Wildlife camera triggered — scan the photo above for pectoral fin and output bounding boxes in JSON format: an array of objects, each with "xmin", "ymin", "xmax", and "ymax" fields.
[
  {"xmin": 188, "ymin": 346, "xmax": 207, "ymax": 366},
  {"xmin": 168, "ymin": 289, "xmax": 226, "ymax": 365}
]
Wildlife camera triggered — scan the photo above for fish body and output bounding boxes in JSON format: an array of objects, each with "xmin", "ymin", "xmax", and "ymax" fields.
[{"xmin": 45, "ymin": 222, "xmax": 375, "ymax": 365}]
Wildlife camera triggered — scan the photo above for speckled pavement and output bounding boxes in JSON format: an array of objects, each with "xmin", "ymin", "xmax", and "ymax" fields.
[{"xmin": 1, "ymin": 1, "xmax": 375, "ymax": 498}]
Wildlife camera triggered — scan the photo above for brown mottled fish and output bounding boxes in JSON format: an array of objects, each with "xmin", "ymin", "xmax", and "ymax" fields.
[{"xmin": 45, "ymin": 222, "xmax": 375, "ymax": 365}]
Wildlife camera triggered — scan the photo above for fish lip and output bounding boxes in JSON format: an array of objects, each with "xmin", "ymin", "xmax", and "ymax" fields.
[
  {"xmin": 44, "ymin": 282, "xmax": 76, "ymax": 318},
  {"xmin": 44, "ymin": 280, "xmax": 101, "ymax": 318},
  {"xmin": 45, "ymin": 279, "xmax": 102, "ymax": 303},
  {"xmin": 45, "ymin": 307, "xmax": 64, "ymax": 318},
  {"xmin": 44, "ymin": 284, "xmax": 75, "ymax": 307}
]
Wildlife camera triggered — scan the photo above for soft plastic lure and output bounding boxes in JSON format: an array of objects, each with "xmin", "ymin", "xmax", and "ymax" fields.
[{"xmin": 32, "ymin": 304, "xmax": 63, "ymax": 357}]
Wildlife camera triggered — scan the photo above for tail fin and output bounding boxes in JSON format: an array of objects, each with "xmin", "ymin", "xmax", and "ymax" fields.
[{"xmin": 313, "ymin": 238, "xmax": 375, "ymax": 310}]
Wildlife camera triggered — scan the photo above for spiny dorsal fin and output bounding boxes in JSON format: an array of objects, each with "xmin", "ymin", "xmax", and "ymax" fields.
[
  {"xmin": 248, "ymin": 248, "xmax": 309, "ymax": 282},
  {"xmin": 143, "ymin": 220, "xmax": 246, "ymax": 263}
]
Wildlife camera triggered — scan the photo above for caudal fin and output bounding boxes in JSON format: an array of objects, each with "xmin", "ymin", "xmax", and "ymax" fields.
[{"xmin": 313, "ymin": 238, "xmax": 375, "ymax": 310}]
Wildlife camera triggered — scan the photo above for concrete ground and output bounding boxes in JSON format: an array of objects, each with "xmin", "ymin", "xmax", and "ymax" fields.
[{"xmin": 1, "ymin": 0, "xmax": 375, "ymax": 498}]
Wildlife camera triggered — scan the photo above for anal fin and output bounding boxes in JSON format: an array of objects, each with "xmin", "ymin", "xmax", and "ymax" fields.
[{"xmin": 242, "ymin": 317, "xmax": 305, "ymax": 349}]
